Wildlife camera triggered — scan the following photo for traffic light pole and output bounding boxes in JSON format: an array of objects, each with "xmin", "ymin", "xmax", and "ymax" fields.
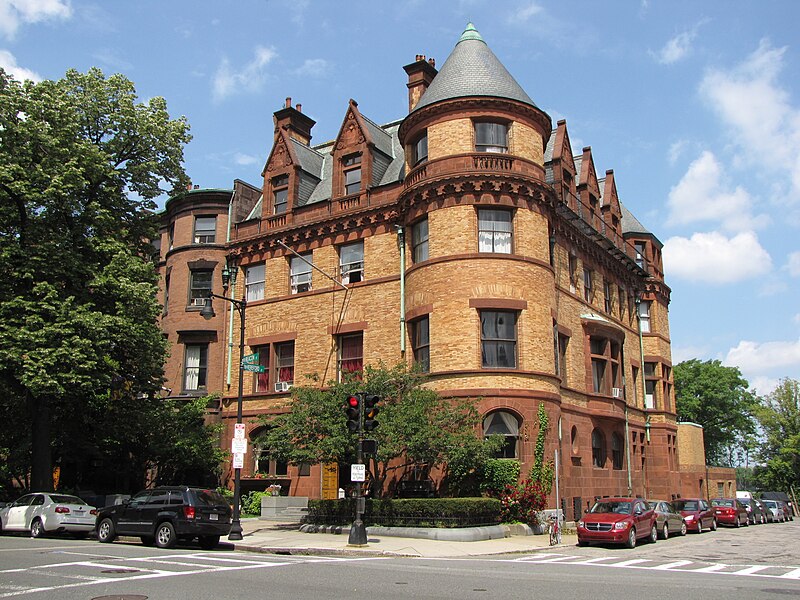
[{"xmin": 348, "ymin": 395, "xmax": 368, "ymax": 546}]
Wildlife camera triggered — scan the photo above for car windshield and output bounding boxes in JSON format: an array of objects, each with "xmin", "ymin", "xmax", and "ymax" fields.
[
  {"xmin": 712, "ymin": 499, "xmax": 733, "ymax": 507},
  {"xmin": 763, "ymin": 500, "xmax": 777, "ymax": 508},
  {"xmin": 590, "ymin": 501, "xmax": 631, "ymax": 515},
  {"xmin": 674, "ymin": 500, "xmax": 698, "ymax": 511},
  {"xmin": 194, "ymin": 489, "xmax": 228, "ymax": 507},
  {"xmin": 49, "ymin": 495, "xmax": 86, "ymax": 504}
]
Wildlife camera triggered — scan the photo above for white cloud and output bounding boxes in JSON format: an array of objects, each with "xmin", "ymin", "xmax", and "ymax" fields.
[
  {"xmin": 748, "ymin": 376, "xmax": 780, "ymax": 396},
  {"xmin": 787, "ymin": 251, "xmax": 800, "ymax": 277},
  {"xmin": 294, "ymin": 58, "xmax": 329, "ymax": 77},
  {"xmin": 234, "ymin": 153, "xmax": 258, "ymax": 166},
  {"xmin": 212, "ymin": 45, "xmax": 277, "ymax": 103},
  {"xmin": 655, "ymin": 31, "xmax": 695, "ymax": 65},
  {"xmin": 0, "ymin": 49, "xmax": 40, "ymax": 81},
  {"xmin": 663, "ymin": 230, "xmax": 772, "ymax": 284},
  {"xmin": 666, "ymin": 151, "xmax": 769, "ymax": 232},
  {"xmin": 724, "ymin": 338, "xmax": 800, "ymax": 381},
  {"xmin": 511, "ymin": 2, "xmax": 544, "ymax": 21},
  {"xmin": 700, "ymin": 39, "xmax": 800, "ymax": 196},
  {"xmin": 0, "ymin": 0, "xmax": 72, "ymax": 38}
]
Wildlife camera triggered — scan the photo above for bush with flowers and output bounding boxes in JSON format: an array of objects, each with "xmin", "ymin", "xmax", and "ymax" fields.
[{"xmin": 498, "ymin": 479, "xmax": 547, "ymax": 527}]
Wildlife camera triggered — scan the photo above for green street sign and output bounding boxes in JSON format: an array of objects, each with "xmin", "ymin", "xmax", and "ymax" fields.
[
  {"xmin": 241, "ymin": 363, "xmax": 266, "ymax": 373},
  {"xmin": 241, "ymin": 353, "xmax": 259, "ymax": 365}
]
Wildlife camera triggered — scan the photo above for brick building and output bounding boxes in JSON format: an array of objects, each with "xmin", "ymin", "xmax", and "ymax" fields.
[{"xmin": 157, "ymin": 24, "xmax": 688, "ymax": 518}]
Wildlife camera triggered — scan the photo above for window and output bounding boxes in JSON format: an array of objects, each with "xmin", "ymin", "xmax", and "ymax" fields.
[
  {"xmin": 632, "ymin": 365, "xmax": 639, "ymax": 406},
  {"xmin": 184, "ymin": 344, "xmax": 208, "ymax": 391},
  {"xmin": 189, "ymin": 270, "xmax": 212, "ymax": 306},
  {"xmin": 290, "ymin": 253, "xmax": 312, "ymax": 294},
  {"xmin": 412, "ymin": 133, "xmax": 428, "ymax": 165},
  {"xmin": 272, "ymin": 175, "xmax": 289, "ymax": 214},
  {"xmin": 245, "ymin": 264, "xmax": 265, "ymax": 301},
  {"xmin": 168, "ymin": 223, "xmax": 174, "ymax": 250},
  {"xmin": 474, "ymin": 121, "xmax": 508, "ymax": 153},
  {"xmin": 644, "ymin": 362, "xmax": 657, "ymax": 409},
  {"xmin": 583, "ymin": 268, "xmax": 593, "ymax": 302},
  {"xmin": 592, "ymin": 428, "xmax": 606, "ymax": 468},
  {"xmin": 604, "ymin": 280, "xmax": 612, "ymax": 313},
  {"xmin": 338, "ymin": 333, "xmax": 363, "ymax": 381},
  {"xmin": 163, "ymin": 272, "xmax": 170, "ymax": 315},
  {"xmin": 569, "ymin": 254, "xmax": 578, "ymax": 294},
  {"xmin": 589, "ymin": 336, "xmax": 621, "ymax": 395},
  {"xmin": 555, "ymin": 331, "xmax": 569, "ymax": 383},
  {"xmin": 612, "ymin": 433, "xmax": 624, "ymax": 470},
  {"xmin": 193, "ymin": 216, "xmax": 216, "ymax": 244},
  {"xmin": 252, "ymin": 342, "xmax": 294, "ymax": 393},
  {"xmin": 483, "ymin": 411, "xmax": 520, "ymax": 458},
  {"xmin": 339, "ymin": 241, "xmax": 364, "ymax": 284},
  {"xmin": 253, "ymin": 346, "xmax": 270, "ymax": 393},
  {"xmin": 635, "ymin": 241, "xmax": 646, "ymax": 270},
  {"xmin": 478, "ymin": 209, "xmax": 512, "ymax": 253},
  {"xmin": 412, "ymin": 218, "xmax": 429, "ymax": 263},
  {"xmin": 481, "ymin": 310, "xmax": 517, "ymax": 368},
  {"xmin": 274, "ymin": 342, "xmax": 295, "ymax": 386},
  {"xmin": 618, "ymin": 286, "xmax": 626, "ymax": 320},
  {"xmin": 255, "ymin": 445, "xmax": 288, "ymax": 477},
  {"xmin": 638, "ymin": 300, "xmax": 651, "ymax": 333},
  {"xmin": 411, "ymin": 316, "xmax": 430, "ymax": 372},
  {"xmin": 343, "ymin": 153, "xmax": 362, "ymax": 195}
]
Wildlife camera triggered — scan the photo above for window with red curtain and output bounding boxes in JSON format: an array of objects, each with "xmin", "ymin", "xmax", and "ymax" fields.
[
  {"xmin": 254, "ymin": 345, "xmax": 269, "ymax": 392},
  {"xmin": 275, "ymin": 342, "xmax": 294, "ymax": 384},
  {"xmin": 338, "ymin": 333, "xmax": 363, "ymax": 380}
]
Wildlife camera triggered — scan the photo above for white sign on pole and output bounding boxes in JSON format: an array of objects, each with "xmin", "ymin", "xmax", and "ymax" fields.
[
  {"xmin": 234, "ymin": 423, "xmax": 246, "ymax": 439},
  {"xmin": 350, "ymin": 464, "xmax": 366, "ymax": 482},
  {"xmin": 232, "ymin": 452, "xmax": 244, "ymax": 469},
  {"xmin": 231, "ymin": 438, "xmax": 248, "ymax": 454}
]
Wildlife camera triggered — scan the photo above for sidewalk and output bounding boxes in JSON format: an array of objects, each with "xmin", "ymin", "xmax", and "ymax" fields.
[{"xmin": 234, "ymin": 518, "xmax": 577, "ymax": 558}]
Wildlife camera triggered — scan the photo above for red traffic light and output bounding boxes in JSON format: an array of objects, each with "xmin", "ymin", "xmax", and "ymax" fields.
[{"xmin": 347, "ymin": 395, "xmax": 359, "ymax": 408}]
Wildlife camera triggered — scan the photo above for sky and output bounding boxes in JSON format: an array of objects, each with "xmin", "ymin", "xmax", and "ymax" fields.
[{"xmin": 2, "ymin": 0, "xmax": 799, "ymax": 396}]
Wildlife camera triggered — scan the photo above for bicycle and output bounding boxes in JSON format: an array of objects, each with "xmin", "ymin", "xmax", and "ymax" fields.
[{"xmin": 548, "ymin": 513, "xmax": 562, "ymax": 546}]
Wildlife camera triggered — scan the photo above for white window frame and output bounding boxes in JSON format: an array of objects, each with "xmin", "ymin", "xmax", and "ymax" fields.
[
  {"xmin": 193, "ymin": 216, "xmax": 216, "ymax": 244},
  {"xmin": 474, "ymin": 121, "xmax": 508, "ymax": 153},
  {"xmin": 184, "ymin": 344, "xmax": 208, "ymax": 391},
  {"xmin": 478, "ymin": 209, "xmax": 512, "ymax": 254},
  {"xmin": 245, "ymin": 264, "xmax": 265, "ymax": 301},
  {"xmin": 339, "ymin": 241, "xmax": 364, "ymax": 285},
  {"xmin": 638, "ymin": 300, "xmax": 651, "ymax": 333},
  {"xmin": 412, "ymin": 218, "xmax": 429, "ymax": 263},
  {"xmin": 290, "ymin": 254, "xmax": 312, "ymax": 294},
  {"xmin": 189, "ymin": 270, "xmax": 212, "ymax": 306}
]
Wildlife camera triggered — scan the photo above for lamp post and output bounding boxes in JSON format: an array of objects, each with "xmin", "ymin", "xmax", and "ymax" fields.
[{"xmin": 200, "ymin": 256, "xmax": 246, "ymax": 541}]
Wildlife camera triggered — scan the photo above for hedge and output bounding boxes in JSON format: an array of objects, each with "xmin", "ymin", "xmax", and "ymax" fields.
[{"xmin": 306, "ymin": 497, "xmax": 502, "ymax": 528}]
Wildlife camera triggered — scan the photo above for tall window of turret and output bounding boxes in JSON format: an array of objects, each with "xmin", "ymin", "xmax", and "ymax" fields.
[
  {"xmin": 412, "ymin": 133, "xmax": 428, "ymax": 166},
  {"xmin": 474, "ymin": 122, "xmax": 508, "ymax": 153},
  {"xmin": 193, "ymin": 216, "xmax": 216, "ymax": 244},
  {"xmin": 634, "ymin": 241, "xmax": 646, "ymax": 270},
  {"xmin": 343, "ymin": 153, "xmax": 362, "ymax": 195},
  {"xmin": 480, "ymin": 310, "xmax": 518, "ymax": 369},
  {"xmin": 272, "ymin": 174, "xmax": 289, "ymax": 214},
  {"xmin": 638, "ymin": 300, "xmax": 651, "ymax": 333},
  {"xmin": 412, "ymin": 218, "xmax": 429, "ymax": 262},
  {"xmin": 478, "ymin": 209, "xmax": 512, "ymax": 253}
]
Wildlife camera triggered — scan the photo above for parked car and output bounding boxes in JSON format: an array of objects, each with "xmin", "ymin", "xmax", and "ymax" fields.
[
  {"xmin": 761, "ymin": 491, "xmax": 794, "ymax": 519},
  {"xmin": 761, "ymin": 499, "xmax": 786, "ymax": 522},
  {"xmin": 95, "ymin": 486, "xmax": 231, "ymax": 550},
  {"xmin": 778, "ymin": 500, "xmax": 794, "ymax": 521},
  {"xmin": 739, "ymin": 497, "xmax": 768, "ymax": 525},
  {"xmin": 648, "ymin": 500, "xmax": 687, "ymax": 539},
  {"xmin": 0, "ymin": 492, "xmax": 97, "ymax": 538},
  {"xmin": 576, "ymin": 497, "xmax": 657, "ymax": 549},
  {"xmin": 710, "ymin": 498, "xmax": 749, "ymax": 527},
  {"xmin": 672, "ymin": 498, "xmax": 716, "ymax": 533}
]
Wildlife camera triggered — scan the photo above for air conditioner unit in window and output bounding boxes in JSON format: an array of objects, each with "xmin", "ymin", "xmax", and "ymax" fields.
[
  {"xmin": 274, "ymin": 381, "xmax": 292, "ymax": 393},
  {"xmin": 612, "ymin": 387, "xmax": 622, "ymax": 398}
]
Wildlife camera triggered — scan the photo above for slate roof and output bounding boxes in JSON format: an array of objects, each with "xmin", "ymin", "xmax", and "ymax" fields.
[
  {"xmin": 412, "ymin": 23, "xmax": 537, "ymax": 113},
  {"xmin": 620, "ymin": 201, "xmax": 652, "ymax": 236}
]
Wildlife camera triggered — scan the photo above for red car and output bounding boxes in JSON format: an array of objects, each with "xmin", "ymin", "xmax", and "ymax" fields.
[
  {"xmin": 673, "ymin": 498, "xmax": 717, "ymax": 533},
  {"xmin": 577, "ymin": 497, "xmax": 657, "ymax": 549},
  {"xmin": 710, "ymin": 498, "xmax": 749, "ymax": 527}
]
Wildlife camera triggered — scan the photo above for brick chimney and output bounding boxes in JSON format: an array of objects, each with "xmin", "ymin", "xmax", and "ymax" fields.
[
  {"xmin": 403, "ymin": 55, "xmax": 438, "ymax": 112},
  {"xmin": 273, "ymin": 96, "xmax": 316, "ymax": 145}
]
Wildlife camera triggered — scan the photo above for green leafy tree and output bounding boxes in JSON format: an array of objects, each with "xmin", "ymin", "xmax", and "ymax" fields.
[
  {"xmin": 753, "ymin": 378, "xmax": 800, "ymax": 491},
  {"xmin": 0, "ymin": 67, "xmax": 191, "ymax": 491},
  {"xmin": 674, "ymin": 359, "xmax": 758, "ymax": 467},
  {"xmin": 255, "ymin": 364, "xmax": 502, "ymax": 498}
]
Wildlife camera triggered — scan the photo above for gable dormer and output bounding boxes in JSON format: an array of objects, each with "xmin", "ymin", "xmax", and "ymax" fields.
[
  {"xmin": 576, "ymin": 146, "xmax": 601, "ymax": 230},
  {"xmin": 599, "ymin": 169, "xmax": 622, "ymax": 244},
  {"xmin": 262, "ymin": 128, "xmax": 298, "ymax": 217},
  {"xmin": 549, "ymin": 119, "xmax": 577, "ymax": 210}
]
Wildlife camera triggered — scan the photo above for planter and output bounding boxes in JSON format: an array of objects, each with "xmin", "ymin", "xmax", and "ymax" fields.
[
  {"xmin": 531, "ymin": 522, "xmax": 546, "ymax": 535},
  {"xmin": 261, "ymin": 495, "xmax": 309, "ymax": 519}
]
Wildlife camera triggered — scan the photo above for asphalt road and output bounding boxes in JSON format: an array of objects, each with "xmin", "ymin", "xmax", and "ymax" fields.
[{"xmin": 0, "ymin": 520, "xmax": 797, "ymax": 599}]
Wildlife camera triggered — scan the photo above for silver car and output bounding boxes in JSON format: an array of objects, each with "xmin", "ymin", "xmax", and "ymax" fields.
[{"xmin": 0, "ymin": 493, "xmax": 97, "ymax": 538}]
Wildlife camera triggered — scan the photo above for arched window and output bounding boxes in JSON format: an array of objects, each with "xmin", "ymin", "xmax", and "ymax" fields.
[
  {"xmin": 591, "ymin": 428, "xmax": 607, "ymax": 468},
  {"xmin": 570, "ymin": 425, "xmax": 579, "ymax": 455},
  {"xmin": 611, "ymin": 432, "xmax": 624, "ymax": 470},
  {"xmin": 483, "ymin": 411, "xmax": 521, "ymax": 459}
]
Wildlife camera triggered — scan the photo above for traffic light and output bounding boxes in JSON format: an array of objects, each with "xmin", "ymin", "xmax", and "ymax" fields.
[
  {"xmin": 363, "ymin": 394, "xmax": 380, "ymax": 432},
  {"xmin": 345, "ymin": 394, "xmax": 361, "ymax": 432}
]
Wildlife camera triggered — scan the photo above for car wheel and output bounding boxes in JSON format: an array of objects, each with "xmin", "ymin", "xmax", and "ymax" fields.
[
  {"xmin": 155, "ymin": 522, "xmax": 177, "ymax": 549},
  {"xmin": 97, "ymin": 518, "xmax": 116, "ymax": 543},
  {"xmin": 735, "ymin": 516, "xmax": 740, "ymax": 528},
  {"xmin": 660, "ymin": 523, "xmax": 669, "ymax": 540},
  {"xmin": 711, "ymin": 518, "xmax": 717, "ymax": 531},
  {"xmin": 30, "ymin": 518, "xmax": 46, "ymax": 538},
  {"xmin": 199, "ymin": 535, "xmax": 220, "ymax": 550},
  {"xmin": 649, "ymin": 524, "xmax": 658, "ymax": 543},
  {"xmin": 680, "ymin": 521, "xmax": 687, "ymax": 536},
  {"xmin": 625, "ymin": 528, "xmax": 636, "ymax": 549},
  {"xmin": 140, "ymin": 536, "xmax": 155, "ymax": 546}
]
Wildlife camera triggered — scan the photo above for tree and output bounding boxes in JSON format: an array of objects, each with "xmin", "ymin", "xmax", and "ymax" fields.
[
  {"xmin": 0, "ymin": 67, "xmax": 191, "ymax": 492},
  {"xmin": 673, "ymin": 359, "xmax": 758, "ymax": 467},
  {"xmin": 753, "ymin": 378, "xmax": 800, "ymax": 491},
  {"xmin": 255, "ymin": 364, "xmax": 502, "ymax": 498}
]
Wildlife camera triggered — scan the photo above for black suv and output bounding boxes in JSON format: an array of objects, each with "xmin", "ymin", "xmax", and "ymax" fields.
[{"xmin": 96, "ymin": 486, "xmax": 232, "ymax": 549}]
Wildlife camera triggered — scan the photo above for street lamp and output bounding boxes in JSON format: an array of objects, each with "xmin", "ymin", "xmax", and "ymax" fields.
[{"xmin": 201, "ymin": 255, "xmax": 246, "ymax": 541}]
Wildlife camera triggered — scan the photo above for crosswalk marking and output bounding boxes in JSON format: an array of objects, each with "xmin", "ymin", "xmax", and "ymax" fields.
[
  {"xmin": 692, "ymin": 564, "xmax": 729, "ymax": 573},
  {"xmin": 651, "ymin": 560, "xmax": 694, "ymax": 570},
  {"xmin": 780, "ymin": 568, "xmax": 800, "ymax": 579},
  {"xmin": 732, "ymin": 565, "xmax": 770, "ymax": 575}
]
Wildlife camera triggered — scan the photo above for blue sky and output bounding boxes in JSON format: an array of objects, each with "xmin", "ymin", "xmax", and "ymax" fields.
[{"xmin": 3, "ymin": 0, "xmax": 799, "ymax": 395}]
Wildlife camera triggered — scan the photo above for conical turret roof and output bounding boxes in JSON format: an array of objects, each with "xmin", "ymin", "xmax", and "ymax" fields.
[{"xmin": 412, "ymin": 23, "xmax": 537, "ymax": 113}]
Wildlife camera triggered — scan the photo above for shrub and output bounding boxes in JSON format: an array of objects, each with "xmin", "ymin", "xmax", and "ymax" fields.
[
  {"xmin": 480, "ymin": 458, "xmax": 520, "ymax": 497},
  {"xmin": 498, "ymin": 479, "xmax": 547, "ymax": 526},
  {"xmin": 240, "ymin": 491, "xmax": 269, "ymax": 516}
]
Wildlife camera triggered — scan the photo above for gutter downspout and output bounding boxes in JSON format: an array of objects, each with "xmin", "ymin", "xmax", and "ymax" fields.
[
  {"xmin": 226, "ymin": 195, "xmax": 235, "ymax": 387},
  {"xmin": 397, "ymin": 226, "xmax": 406, "ymax": 353},
  {"xmin": 621, "ymin": 345, "xmax": 633, "ymax": 497}
]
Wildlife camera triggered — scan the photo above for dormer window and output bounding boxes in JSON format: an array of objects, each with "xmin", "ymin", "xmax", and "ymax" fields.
[
  {"xmin": 475, "ymin": 122, "xmax": 508, "ymax": 153},
  {"xmin": 272, "ymin": 174, "xmax": 289, "ymax": 214},
  {"xmin": 343, "ymin": 153, "xmax": 362, "ymax": 195},
  {"xmin": 412, "ymin": 133, "xmax": 428, "ymax": 166}
]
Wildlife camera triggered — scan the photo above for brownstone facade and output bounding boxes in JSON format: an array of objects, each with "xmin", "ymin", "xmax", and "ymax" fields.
[{"xmin": 156, "ymin": 24, "xmax": 696, "ymax": 517}]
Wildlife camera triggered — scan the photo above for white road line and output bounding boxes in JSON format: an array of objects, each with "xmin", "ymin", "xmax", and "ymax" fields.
[
  {"xmin": 779, "ymin": 568, "xmax": 800, "ymax": 579},
  {"xmin": 651, "ymin": 560, "xmax": 694, "ymax": 570},
  {"xmin": 609, "ymin": 559, "xmax": 652, "ymax": 567},
  {"xmin": 691, "ymin": 564, "xmax": 730, "ymax": 573},
  {"xmin": 731, "ymin": 565, "xmax": 771, "ymax": 576}
]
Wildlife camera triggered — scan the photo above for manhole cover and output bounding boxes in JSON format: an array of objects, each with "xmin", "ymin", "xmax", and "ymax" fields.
[
  {"xmin": 91, "ymin": 596, "xmax": 148, "ymax": 600},
  {"xmin": 100, "ymin": 569, "xmax": 140, "ymax": 574}
]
